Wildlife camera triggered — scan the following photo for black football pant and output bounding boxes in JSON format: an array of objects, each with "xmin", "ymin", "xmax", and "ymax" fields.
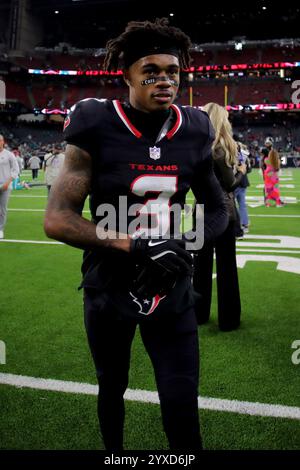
[
  {"xmin": 193, "ymin": 220, "xmax": 241, "ymax": 330},
  {"xmin": 84, "ymin": 289, "xmax": 202, "ymax": 451}
]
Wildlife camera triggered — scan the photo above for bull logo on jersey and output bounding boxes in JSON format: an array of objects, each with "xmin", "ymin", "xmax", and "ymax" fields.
[
  {"xmin": 129, "ymin": 292, "xmax": 165, "ymax": 316},
  {"xmin": 149, "ymin": 146, "xmax": 161, "ymax": 160}
]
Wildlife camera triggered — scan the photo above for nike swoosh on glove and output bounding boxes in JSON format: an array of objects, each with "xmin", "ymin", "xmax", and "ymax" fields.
[{"xmin": 130, "ymin": 237, "xmax": 193, "ymax": 276}]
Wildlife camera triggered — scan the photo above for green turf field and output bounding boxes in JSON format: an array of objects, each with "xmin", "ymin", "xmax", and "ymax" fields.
[{"xmin": 0, "ymin": 168, "xmax": 299, "ymax": 450}]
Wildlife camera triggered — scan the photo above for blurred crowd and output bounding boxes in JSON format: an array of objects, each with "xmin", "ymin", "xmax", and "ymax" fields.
[
  {"xmin": 0, "ymin": 122, "xmax": 65, "ymax": 170},
  {"xmin": 1, "ymin": 120, "xmax": 299, "ymax": 172}
]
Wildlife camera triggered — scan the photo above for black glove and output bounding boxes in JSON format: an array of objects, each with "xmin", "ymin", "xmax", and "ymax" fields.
[
  {"xmin": 131, "ymin": 258, "xmax": 178, "ymax": 298},
  {"xmin": 130, "ymin": 237, "xmax": 193, "ymax": 276},
  {"xmin": 130, "ymin": 237, "xmax": 193, "ymax": 299}
]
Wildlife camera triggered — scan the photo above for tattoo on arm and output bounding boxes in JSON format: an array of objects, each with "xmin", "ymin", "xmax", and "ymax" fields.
[
  {"xmin": 48, "ymin": 144, "xmax": 91, "ymax": 213},
  {"xmin": 44, "ymin": 144, "xmax": 130, "ymax": 252}
]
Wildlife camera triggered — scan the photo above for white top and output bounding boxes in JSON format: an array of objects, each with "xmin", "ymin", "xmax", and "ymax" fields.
[
  {"xmin": 28, "ymin": 156, "xmax": 41, "ymax": 169},
  {"xmin": 44, "ymin": 152, "xmax": 65, "ymax": 186},
  {"xmin": 15, "ymin": 155, "xmax": 24, "ymax": 174},
  {"xmin": 0, "ymin": 148, "xmax": 19, "ymax": 184}
]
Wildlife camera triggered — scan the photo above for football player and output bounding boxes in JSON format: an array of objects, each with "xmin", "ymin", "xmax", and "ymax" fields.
[{"xmin": 44, "ymin": 18, "xmax": 228, "ymax": 451}]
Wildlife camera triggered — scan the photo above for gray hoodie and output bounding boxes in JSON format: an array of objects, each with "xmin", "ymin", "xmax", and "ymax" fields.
[{"xmin": 0, "ymin": 148, "xmax": 19, "ymax": 185}]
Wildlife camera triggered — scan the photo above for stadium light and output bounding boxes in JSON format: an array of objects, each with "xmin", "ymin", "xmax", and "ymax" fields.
[{"xmin": 235, "ymin": 42, "xmax": 243, "ymax": 50}]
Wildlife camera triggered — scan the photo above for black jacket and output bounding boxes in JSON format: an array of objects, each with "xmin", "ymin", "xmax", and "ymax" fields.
[{"xmin": 213, "ymin": 146, "xmax": 243, "ymax": 221}]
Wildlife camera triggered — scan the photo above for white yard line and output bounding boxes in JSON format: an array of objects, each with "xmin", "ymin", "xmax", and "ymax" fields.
[
  {"xmin": 1, "ymin": 241, "xmax": 299, "ymax": 254},
  {"xmin": 247, "ymin": 191, "xmax": 300, "ymax": 193},
  {"xmin": 249, "ymin": 215, "xmax": 300, "ymax": 218},
  {"xmin": 1, "ymin": 234, "xmax": 300, "ymax": 248},
  {"xmin": 256, "ymin": 184, "xmax": 295, "ymax": 188},
  {"xmin": 243, "ymin": 234, "xmax": 300, "ymax": 240},
  {"xmin": 0, "ymin": 239, "xmax": 63, "ymax": 245},
  {"xmin": 0, "ymin": 372, "xmax": 299, "ymax": 421},
  {"xmin": 236, "ymin": 249, "xmax": 300, "ymax": 254},
  {"xmin": 246, "ymin": 196, "xmax": 297, "ymax": 202},
  {"xmin": 7, "ymin": 209, "xmax": 90, "ymax": 214},
  {"xmin": 11, "ymin": 209, "xmax": 298, "ymax": 218},
  {"xmin": 6, "ymin": 209, "xmax": 300, "ymax": 218},
  {"xmin": 8, "ymin": 209, "xmax": 45, "ymax": 212}
]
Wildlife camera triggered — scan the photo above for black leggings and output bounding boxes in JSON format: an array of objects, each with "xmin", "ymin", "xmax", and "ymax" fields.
[
  {"xmin": 84, "ymin": 289, "xmax": 202, "ymax": 450},
  {"xmin": 193, "ymin": 220, "xmax": 241, "ymax": 330}
]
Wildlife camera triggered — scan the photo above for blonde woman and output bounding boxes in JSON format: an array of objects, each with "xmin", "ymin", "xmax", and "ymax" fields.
[{"xmin": 193, "ymin": 103, "xmax": 246, "ymax": 331}]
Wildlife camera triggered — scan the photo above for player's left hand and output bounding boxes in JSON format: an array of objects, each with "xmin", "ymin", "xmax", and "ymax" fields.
[
  {"xmin": 130, "ymin": 236, "xmax": 193, "ymax": 299},
  {"xmin": 130, "ymin": 237, "xmax": 193, "ymax": 276}
]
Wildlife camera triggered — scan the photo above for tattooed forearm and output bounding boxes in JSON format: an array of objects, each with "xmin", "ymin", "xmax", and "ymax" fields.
[
  {"xmin": 50, "ymin": 173, "xmax": 90, "ymax": 214},
  {"xmin": 47, "ymin": 144, "xmax": 91, "ymax": 212},
  {"xmin": 44, "ymin": 144, "xmax": 130, "ymax": 253},
  {"xmin": 64, "ymin": 174, "xmax": 90, "ymax": 197}
]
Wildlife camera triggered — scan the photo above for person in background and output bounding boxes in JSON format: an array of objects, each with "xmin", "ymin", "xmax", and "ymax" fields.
[
  {"xmin": 260, "ymin": 137, "xmax": 273, "ymax": 203},
  {"xmin": 234, "ymin": 142, "xmax": 252, "ymax": 234},
  {"xmin": 12, "ymin": 149, "xmax": 24, "ymax": 174},
  {"xmin": 263, "ymin": 148, "xmax": 284, "ymax": 207},
  {"xmin": 193, "ymin": 103, "xmax": 246, "ymax": 331},
  {"xmin": 260, "ymin": 147, "xmax": 269, "ymax": 204},
  {"xmin": 264, "ymin": 136, "xmax": 274, "ymax": 151},
  {"xmin": 28, "ymin": 153, "xmax": 41, "ymax": 179},
  {"xmin": 0, "ymin": 134, "xmax": 19, "ymax": 239},
  {"xmin": 12, "ymin": 148, "xmax": 25, "ymax": 190},
  {"xmin": 43, "ymin": 144, "xmax": 65, "ymax": 196}
]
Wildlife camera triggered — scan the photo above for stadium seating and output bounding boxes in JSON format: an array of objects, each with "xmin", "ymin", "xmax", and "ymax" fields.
[
  {"xmin": 12, "ymin": 45, "xmax": 300, "ymax": 71},
  {"xmin": 4, "ymin": 78, "xmax": 291, "ymax": 109},
  {"xmin": 232, "ymin": 79, "xmax": 290, "ymax": 105},
  {"xmin": 3, "ymin": 45, "xmax": 299, "ymax": 111},
  {"xmin": 5, "ymin": 81, "xmax": 32, "ymax": 109}
]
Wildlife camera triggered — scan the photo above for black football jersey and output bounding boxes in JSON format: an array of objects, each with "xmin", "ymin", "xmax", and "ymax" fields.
[{"xmin": 63, "ymin": 98, "xmax": 226, "ymax": 319}]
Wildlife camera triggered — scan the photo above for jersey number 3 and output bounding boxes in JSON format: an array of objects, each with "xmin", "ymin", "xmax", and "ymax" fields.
[{"xmin": 130, "ymin": 175, "xmax": 178, "ymax": 238}]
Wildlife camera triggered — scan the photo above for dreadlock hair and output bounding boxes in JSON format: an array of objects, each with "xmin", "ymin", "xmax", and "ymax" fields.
[{"xmin": 104, "ymin": 18, "xmax": 192, "ymax": 72}]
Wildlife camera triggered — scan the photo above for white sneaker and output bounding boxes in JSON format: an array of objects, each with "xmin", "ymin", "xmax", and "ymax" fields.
[{"xmin": 0, "ymin": 230, "xmax": 4, "ymax": 239}]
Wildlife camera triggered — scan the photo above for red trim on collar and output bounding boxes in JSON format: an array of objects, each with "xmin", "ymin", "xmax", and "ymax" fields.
[
  {"xmin": 166, "ymin": 104, "xmax": 182, "ymax": 140},
  {"xmin": 114, "ymin": 100, "xmax": 142, "ymax": 138},
  {"xmin": 113, "ymin": 100, "xmax": 182, "ymax": 141}
]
